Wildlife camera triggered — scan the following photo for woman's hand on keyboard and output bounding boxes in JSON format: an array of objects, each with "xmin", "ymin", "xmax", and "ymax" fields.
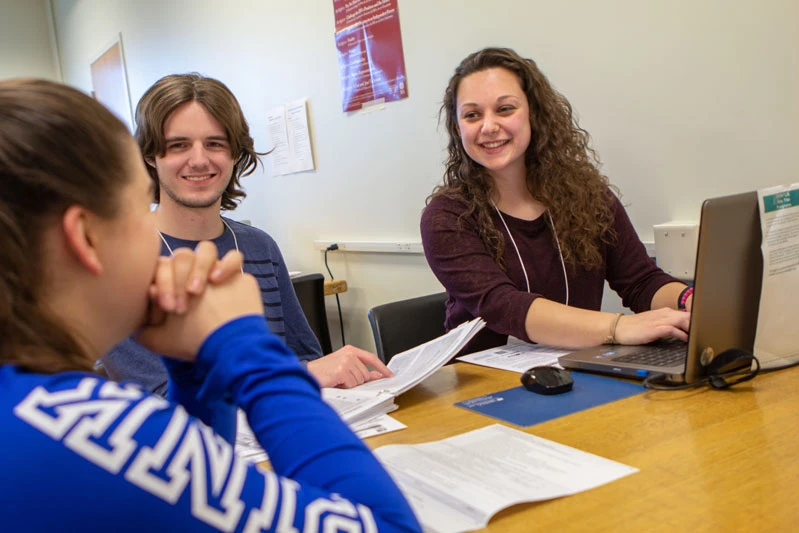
[{"xmin": 615, "ymin": 308, "xmax": 691, "ymax": 345}]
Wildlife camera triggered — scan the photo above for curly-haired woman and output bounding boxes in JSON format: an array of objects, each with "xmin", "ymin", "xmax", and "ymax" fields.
[{"xmin": 421, "ymin": 47, "xmax": 693, "ymax": 354}]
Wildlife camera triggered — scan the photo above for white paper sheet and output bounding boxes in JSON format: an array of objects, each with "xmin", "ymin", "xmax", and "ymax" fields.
[
  {"xmin": 266, "ymin": 98, "xmax": 315, "ymax": 176},
  {"xmin": 375, "ymin": 424, "xmax": 638, "ymax": 533},
  {"xmin": 351, "ymin": 414, "xmax": 407, "ymax": 439},
  {"xmin": 285, "ymin": 99, "xmax": 314, "ymax": 173},
  {"xmin": 755, "ymin": 184, "xmax": 799, "ymax": 368},
  {"xmin": 266, "ymin": 105, "xmax": 291, "ymax": 176},
  {"xmin": 456, "ymin": 337, "xmax": 570, "ymax": 373}
]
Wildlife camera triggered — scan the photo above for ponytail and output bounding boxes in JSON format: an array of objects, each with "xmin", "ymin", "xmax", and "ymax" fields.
[{"xmin": 0, "ymin": 79, "xmax": 131, "ymax": 373}]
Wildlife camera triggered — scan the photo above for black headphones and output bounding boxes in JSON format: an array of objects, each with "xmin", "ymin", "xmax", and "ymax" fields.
[
  {"xmin": 643, "ymin": 348, "xmax": 760, "ymax": 390},
  {"xmin": 704, "ymin": 349, "xmax": 760, "ymax": 389}
]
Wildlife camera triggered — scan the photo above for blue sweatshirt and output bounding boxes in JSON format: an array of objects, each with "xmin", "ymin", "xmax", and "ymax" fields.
[{"xmin": 0, "ymin": 317, "xmax": 421, "ymax": 532}]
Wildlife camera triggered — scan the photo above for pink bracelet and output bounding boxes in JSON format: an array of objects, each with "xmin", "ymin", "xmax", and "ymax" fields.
[{"xmin": 678, "ymin": 286, "xmax": 694, "ymax": 311}]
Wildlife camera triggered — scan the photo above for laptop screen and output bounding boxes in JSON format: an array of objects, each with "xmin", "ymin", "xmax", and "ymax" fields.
[{"xmin": 682, "ymin": 190, "xmax": 762, "ymax": 382}]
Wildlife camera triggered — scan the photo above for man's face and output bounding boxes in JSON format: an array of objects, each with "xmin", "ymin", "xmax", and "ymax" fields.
[{"xmin": 151, "ymin": 101, "xmax": 235, "ymax": 210}]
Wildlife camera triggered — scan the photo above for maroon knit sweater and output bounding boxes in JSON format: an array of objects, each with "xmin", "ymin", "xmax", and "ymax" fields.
[{"xmin": 420, "ymin": 193, "xmax": 679, "ymax": 354}]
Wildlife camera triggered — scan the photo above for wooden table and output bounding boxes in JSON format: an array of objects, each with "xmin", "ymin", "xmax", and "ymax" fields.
[{"xmin": 367, "ymin": 363, "xmax": 799, "ymax": 532}]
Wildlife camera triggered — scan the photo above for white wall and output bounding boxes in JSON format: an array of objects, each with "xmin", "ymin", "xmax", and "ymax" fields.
[
  {"xmin": 0, "ymin": 0, "xmax": 59, "ymax": 80},
  {"xmin": 49, "ymin": 0, "xmax": 799, "ymax": 350}
]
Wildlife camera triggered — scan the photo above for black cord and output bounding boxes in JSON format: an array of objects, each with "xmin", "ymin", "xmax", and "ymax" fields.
[
  {"xmin": 643, "ymin": 373, "xmax": 709, "ymax": 391},
  {"xmin": 323, "ymin": 245, "xmax": 336, "ymax": 279},
  {"xmin": 643, "ymin": 355, "xmax": 761, "ymax": 391},
  {"xmin": 324, "ymin": 244, "xmax": 346, "ymax": 347}
]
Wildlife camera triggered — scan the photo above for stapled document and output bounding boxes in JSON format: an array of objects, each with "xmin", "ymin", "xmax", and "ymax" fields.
[{"xmin": 375, "ymin": 424, "xmax": 638, "ymax": 533}]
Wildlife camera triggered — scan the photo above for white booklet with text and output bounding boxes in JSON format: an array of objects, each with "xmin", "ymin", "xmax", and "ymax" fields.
[
  {"xmin": 321, "ymin": 318, "xmax": 485, "ymax": 432},
  {"xmin": 352, "ymin": 317, "xmax": 485, "ymax": 397}
]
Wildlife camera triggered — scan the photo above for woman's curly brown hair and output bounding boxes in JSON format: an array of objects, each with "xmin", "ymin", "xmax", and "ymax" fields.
[{"xmin": 431, "ymin": 47, "xmax": 618, "ymax": 270}]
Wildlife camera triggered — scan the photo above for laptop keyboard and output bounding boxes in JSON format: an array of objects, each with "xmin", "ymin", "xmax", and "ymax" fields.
[{"xmin": 613, "ymin": 342, "xmax": 687, "ymax": 367}]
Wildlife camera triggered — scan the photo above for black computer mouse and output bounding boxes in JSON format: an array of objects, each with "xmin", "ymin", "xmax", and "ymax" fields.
[{"xmin": 521, "ymin": 366, "xmax": 574, "ymax": 395}]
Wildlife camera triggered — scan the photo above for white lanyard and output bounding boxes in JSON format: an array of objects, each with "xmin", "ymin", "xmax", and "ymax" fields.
[
  {"xmin": 492, "ymin": 201, "xmax": 570, "ymax": 306},
  {"xmin": 158, "ymin": 218, "xmax": 243, "ymax": 273}
]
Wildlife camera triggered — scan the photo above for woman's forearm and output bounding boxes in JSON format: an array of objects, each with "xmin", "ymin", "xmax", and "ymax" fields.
[
  {"xmin": 524, "ymin": 298, "xmax": 620, "ymax": 349},
  {"xmin": 651, "ymin": 282, "xmax": 689, "ymax": 311}
]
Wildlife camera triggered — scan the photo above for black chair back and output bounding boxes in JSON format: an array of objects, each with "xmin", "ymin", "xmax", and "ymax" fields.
[
  {"xmin": 291, "ymin": 273, "xmax": 333, "ymax": 354},
  {"xmin": 367, "ymin": 292, "xmax": 448, "ymax": 363}
]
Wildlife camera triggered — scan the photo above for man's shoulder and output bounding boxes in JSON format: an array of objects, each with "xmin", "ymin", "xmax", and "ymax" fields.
[{"xmin": 223, "ymin": 217, "xmax": 278, "ymax": 246}]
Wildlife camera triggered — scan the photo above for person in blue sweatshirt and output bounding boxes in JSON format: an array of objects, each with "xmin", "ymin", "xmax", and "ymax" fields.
[{"xmin": 0, "ymin": 78, "xmax": 421, "ymax": 532}]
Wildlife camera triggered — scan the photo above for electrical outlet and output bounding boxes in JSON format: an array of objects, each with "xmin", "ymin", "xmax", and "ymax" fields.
[{"xmin": 653, "ymin": 222, "xmax": 699, "ymax": 280}]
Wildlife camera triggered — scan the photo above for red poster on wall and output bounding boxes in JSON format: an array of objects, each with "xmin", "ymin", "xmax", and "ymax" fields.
[{"xmin": 333, "ymin": 0, "xmax": 409, "ymax": 112}]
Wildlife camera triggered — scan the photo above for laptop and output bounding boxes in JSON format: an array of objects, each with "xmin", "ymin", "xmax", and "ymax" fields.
[{"xmin": 558, "ymin": 191, "xmax": 763, "ymax": 384}]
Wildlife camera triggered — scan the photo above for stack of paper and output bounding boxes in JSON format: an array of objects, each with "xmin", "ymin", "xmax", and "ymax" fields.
[
  {"xmin": 235, "ymin": 318, "xmax": 486, "ymax": 462},
  {"xmin": 321, "ymin": 388, "xmax": 398, "ymax": 426},
  {"xmin": 234, "ymin": 408, "xmax": 407, "ymax": 464},
  {"xmin": 321, "ymin": 318, "xmax": 485, "ymax": 435}
]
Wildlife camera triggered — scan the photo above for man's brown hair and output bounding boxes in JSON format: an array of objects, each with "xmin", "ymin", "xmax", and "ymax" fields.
[{"xmin": 135, "ymin": 73, "xmax": 261, "ymax": 211}]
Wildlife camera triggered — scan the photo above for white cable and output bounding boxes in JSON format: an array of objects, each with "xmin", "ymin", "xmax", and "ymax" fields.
[
  {"xmin": 221, "ymin": 218, "xmax": 241, "ymax": 258},
  {"xmin": 491, "ymin": 201, "xmax": 569, "ymax": 305},
  {"xmin": 548, "ymin": 212, "xmax": 569, "ymax": 306},
  {"xmin": 158, "ymin": 218, "xmax": 244, "ymax": 273},
  {"xmin": 492, "ymin": 200, "xmax": 531, "ymax": 293},
  {"xmin": 158, "ymin": 230, "xmax": 174, "ymax": 255}
]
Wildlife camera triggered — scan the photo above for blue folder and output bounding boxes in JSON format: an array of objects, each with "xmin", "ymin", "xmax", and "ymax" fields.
[{"xmin": 455, "ymin": 372, "xmax": 643, "ymax": 427}]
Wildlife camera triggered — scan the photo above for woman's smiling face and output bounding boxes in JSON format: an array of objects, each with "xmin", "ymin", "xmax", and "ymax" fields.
[{"xmin": 455, "ymin": 67, "xmax": 531, "ymax": 181}]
